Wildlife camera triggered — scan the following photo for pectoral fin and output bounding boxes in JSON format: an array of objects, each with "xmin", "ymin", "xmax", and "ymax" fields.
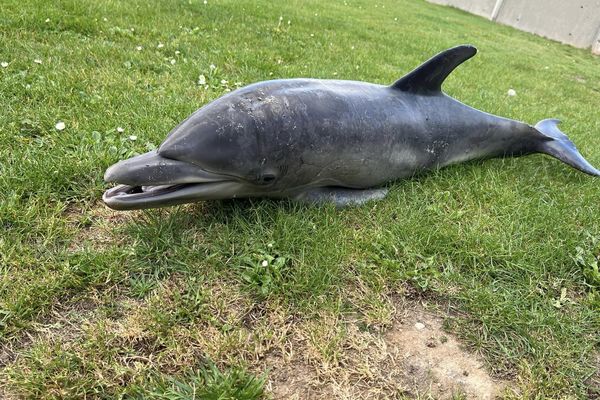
[{"xmin": 293, "ymin": 187, "xmax": 389, "ymax": 207}]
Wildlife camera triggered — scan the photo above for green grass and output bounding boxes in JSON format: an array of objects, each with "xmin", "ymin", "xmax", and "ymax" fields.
[{"xmin": 1, "ymin": 0, "xmax": 599, "ymax": 398}]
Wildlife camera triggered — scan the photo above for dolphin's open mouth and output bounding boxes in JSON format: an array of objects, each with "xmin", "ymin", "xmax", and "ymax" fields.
[
  {"xmin": 102, "ymin": 181, "xmax": 246, "ymax": 210},
  {"xmin": 105, "ymin": 183, "xmax": 188, "ymax": 199},
  {"xmin": 102, "ymin": 150, "xmax": 250, "ymax": 210}
]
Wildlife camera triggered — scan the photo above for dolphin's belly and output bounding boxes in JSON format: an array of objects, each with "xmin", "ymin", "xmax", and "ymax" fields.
[{"xmin": 305, "ymin": 144, "xmax": 429, "ymax": 188}]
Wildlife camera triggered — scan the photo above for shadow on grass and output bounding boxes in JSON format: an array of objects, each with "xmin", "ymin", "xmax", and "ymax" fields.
[{"xmin": 121, "ymin": 197, "xmax": 350, "ymax": 309}]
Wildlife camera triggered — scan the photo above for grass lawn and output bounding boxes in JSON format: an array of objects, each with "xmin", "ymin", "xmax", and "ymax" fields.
[{"xmin": 1, "ymin": 0, "xmax": 599, "ymax": 398}]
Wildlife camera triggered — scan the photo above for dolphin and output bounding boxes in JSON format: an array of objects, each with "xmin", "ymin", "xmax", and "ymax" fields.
[{"xmin": 103, "ymin": 45, "xmax": 599, "ymax": 210}]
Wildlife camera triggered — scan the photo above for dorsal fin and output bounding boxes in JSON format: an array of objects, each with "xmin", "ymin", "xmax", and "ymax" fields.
[{"xmin": 391, "ymin": 45, "xmax": 477, "ymax": 94}]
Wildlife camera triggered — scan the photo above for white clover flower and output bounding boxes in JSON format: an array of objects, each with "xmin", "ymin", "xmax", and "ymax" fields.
[
  {"xmin": 55, "ymin": 121, "xmax": 65, "ymax": 131},
  {"xmin": 136, "ymin": 46, "xmax": 142, "ymax": 51},
  {"xmin": 209, "ymin": 64, "xmax": 216, "ymax": 70},
  {"xmin": 261, "ymin": 260, "xmax": 268, "ymax": 267},
  {"xmin": 103, "ymin": 17, "xmax": 108, "ymax": 22},
  {"xmin": 34, "ymin": 59, "xmax": 42, "ymax": 64},
  {"xmin": 204, "ymin": 0, "xmax": 207, "ymax": 4},
  {"xmin": 198, "ymin": 74, "xmax": 206, "ymax": 85},
  {"xmin": 157, "ymin": 43, "xmax": 164, "ymax": 48},
  {"xmin": 128, "ymin": 135, "xmax": 137, "ymax": 141},
  {"xmin": 1, "ymin": 61, "xmax": 8, "ymax": 68},
  {"xmin": 175, "ymin": 50, "xmax": 180, "ymax": 55},
  {"xmin": 170, "ymin": 59, "xmax": 176, "ymax": 64},
  {"xmin": 117, "ymin": 127, "xmax": 124, "ymax": 133},
  {"xmin": 45, "ymin": 18, "xmax": 50, "ymax": 23},
  {"xmin": 267, "ymin": 243, "xmax": 273, "ymax": 248},
  {"xmin": 507, "ymin": 89, "xmax": 517, "ymax": 96}
]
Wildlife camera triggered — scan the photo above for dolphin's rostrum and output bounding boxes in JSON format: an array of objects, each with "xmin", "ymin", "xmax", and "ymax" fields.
[{"xmin": 103, "ymin": 45, "xmax": 599, "ymax": 210}]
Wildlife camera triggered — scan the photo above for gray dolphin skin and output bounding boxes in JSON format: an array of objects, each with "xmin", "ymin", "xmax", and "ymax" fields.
[{"xmin": 103, "ymin": 45, "xmax": 599, "ymax": 210}]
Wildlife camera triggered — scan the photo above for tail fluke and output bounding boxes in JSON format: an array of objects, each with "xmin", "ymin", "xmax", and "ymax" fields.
[{"xmin": 535, "ymin": 119, "xmax": 600, "ymax": 176}]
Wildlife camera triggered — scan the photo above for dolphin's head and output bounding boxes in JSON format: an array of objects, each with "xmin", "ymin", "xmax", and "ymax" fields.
[
  {"xmin": 102, "ymin": 151, "xmax": 268, "ymax": 210},
  {"xmin": 103, "ymin": 95, "xmax": 294, "ymax": 210}
]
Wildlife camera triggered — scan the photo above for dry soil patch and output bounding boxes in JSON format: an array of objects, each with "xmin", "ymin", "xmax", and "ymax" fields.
[
  {"xmin": 266, "ymin": 303, "xmax": 506, "ymax": 399},
  {"xmin": 66, "ymin": 204, "xmax": 132, "ymax": 252}
]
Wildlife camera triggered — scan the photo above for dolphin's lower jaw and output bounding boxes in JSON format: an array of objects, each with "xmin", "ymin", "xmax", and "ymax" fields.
[{"xmin": 102, "ymin": 181, "xmax": 249, "ymax": 210}]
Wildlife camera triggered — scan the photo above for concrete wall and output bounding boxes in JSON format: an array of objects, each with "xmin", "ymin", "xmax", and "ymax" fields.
[
  {"xmin": 427, "ymin": 0, "xmax": 600, "ymax": 54},
  {"xmin": 427, "ymin": 0, "xmax": 496, "ymax": 19}
]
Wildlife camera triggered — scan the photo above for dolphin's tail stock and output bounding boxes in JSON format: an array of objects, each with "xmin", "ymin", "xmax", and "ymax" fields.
[{"xmin": 534, "ymin": 119, "xmax": 600, "ymax": 176}]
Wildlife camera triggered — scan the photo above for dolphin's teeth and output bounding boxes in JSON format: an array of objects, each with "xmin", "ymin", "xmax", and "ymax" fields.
[
  {"xmin": 142, "ymin": 185, "xmax": 173, "ymax": 192},
  {"xmin": 126, "ymin": 186, "xmax": 144, "ymax": 195}
]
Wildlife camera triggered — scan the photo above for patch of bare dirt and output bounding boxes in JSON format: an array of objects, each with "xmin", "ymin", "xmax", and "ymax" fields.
[
  {"xmin": 265, "ymin": 361, "xmax": 333, "ymax": 399},
  {"xmin": 264, "ymin": 302, "xmax": 507, "ymax": 399},
  {"xmin": 0, "ymin": 293, "xmax": 103, "ymax": 369},
  {"xmin": 385, "ymin": 307, "xmax": 502, "ymax": 399},
  {"xmin": 0, "ymin": 295, "xmax": 104, "ymax": 397},
  {"xmin": 65, "ymin": 203, "xmax": 132, "ymax": 252},
  {"xmin": 586, "ymin": 352, "xmax": 600, "ymax": 399}
]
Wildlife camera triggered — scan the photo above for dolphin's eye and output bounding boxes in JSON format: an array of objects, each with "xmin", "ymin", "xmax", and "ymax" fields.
[{"xmin": 257, "ymin": 173, "xmax": 277, "ymax": 185}]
